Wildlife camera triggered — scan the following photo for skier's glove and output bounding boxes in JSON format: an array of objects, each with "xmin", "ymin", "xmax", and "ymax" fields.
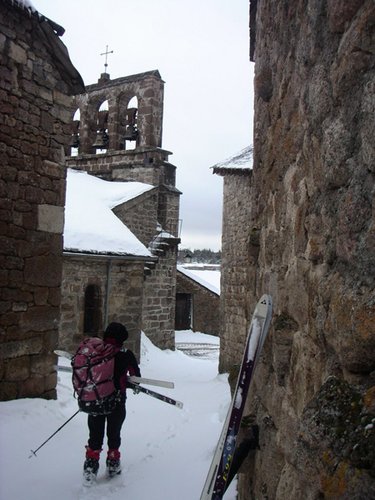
[{"xmin": 132, "ymin": 383, "xmax": 140, "ymax": 395}]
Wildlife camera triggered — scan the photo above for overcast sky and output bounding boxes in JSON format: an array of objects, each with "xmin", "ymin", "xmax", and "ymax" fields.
[{"xmin": 33, "ymin": 0, "xmax": 254, "ymax": 251}]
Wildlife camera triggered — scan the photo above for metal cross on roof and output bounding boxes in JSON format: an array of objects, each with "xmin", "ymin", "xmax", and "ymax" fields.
[{"xmin": 100, "ymin": 45, "xmax": 114, "ymax": 73}]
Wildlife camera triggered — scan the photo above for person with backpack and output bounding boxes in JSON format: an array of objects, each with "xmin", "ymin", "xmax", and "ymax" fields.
[{"xmin": 72, "ymin": 322, "xmax": 141, "ymax": 484}]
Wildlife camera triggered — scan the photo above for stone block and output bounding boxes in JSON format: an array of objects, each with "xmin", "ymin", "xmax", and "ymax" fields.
[
  {"xmin": 43, "ymin": 329, "xmax": 59, "ymax": 351},
  {"xmin": 18, "ymin": 375, "xmax": 45, "ymax": 398},
  {"xmin": 44, "ymin": 371, "xmax": 58, "ymax": 393},
  {"xmin": 53, "ymin": 89, "xmax": 72, "ymax": 107},
  {"xmin": 0, "ymin": 336, "xmax": 43, "ymax": 359},
  {"xmin": 0, "ymin": 311, "xmax": 19, "ymax": 327},
  {"xmin": 34, "ymin": 287, "xmax": 49, "ymax": 305},
  {"xmin": 38, "ymin": 87, "xmax": 53, "ymax": 103},
  {"xmin": 9, "ymin": 41, "xmax": 27, "ymax": 64},
  {"xmin": 20, "ymin": 305, "xmax": 59, "ymax": 332},
  {"xmin": 0, "ymin": 381, "xmax": 18, "ymax": 401},
  {"xmin": 40, "ymin": 159, "xmax": 63, "ymax": 179},
  {"xmin": 37, "ymin": 204, "xmax": 64, "ymax": 234},
  {"xmin": 21, "ymin": 212, "xmax": 36, "ymax": 229},
  {"xmin": 24, "ymin": 255, "xmax": 62, "ymax": 287},
  {"xmin": 30, "ymin": 353, "xmax": 55, "ymax": 375},
  {"xmin": 20, "ymin": 141, "xmax": 38, "ymax": 156},
  {"xmin": 40, "ymin": 110, "xmax": 54, "ymax": 132},
  {"xmin": 5, "ymin": 356, "xmax": 30, "ymax": 381},
  {"xmin": 0, "ymin": 300, "xmax": 11, "ymax": 313},
  {"xmin": 12, "ymin": 302, "xmax": 27, "ymax": 312}
]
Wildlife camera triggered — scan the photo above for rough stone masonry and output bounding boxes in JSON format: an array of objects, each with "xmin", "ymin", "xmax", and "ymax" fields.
[
  {"xmin": 0, "ymin": 2, "xmax": 84, "ymax": 400},
  {"xmin": 226, "ymin": 1, "xmax": 375, "ymax": 498}
]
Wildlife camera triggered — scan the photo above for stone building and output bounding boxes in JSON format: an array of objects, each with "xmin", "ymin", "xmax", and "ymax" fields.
[
  {"xmin": 176, "ymin": 265, "xmax": 220, "ymax": 336},
  {"xmin": 59, "ymin": 168, "xmax": 156, "ymax": 360},
  {"xmin": 218, "ymin": 2, "xmax": 375, "ymax": 498},
  {"xmin": 213, "ymin": 146, "xmax": 254, "ymax": 367},
  {"xmin": 0, "ymin": 1, "xmax": 84, "ymax": 400},
  {"xmin": 64, "ymin": 69, "xmax": 180, "ymax": 353}
]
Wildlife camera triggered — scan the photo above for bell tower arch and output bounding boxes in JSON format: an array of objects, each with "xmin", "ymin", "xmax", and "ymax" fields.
[
  {"xmin": 70, "ymin": 71, "xmax": 164, "ymax": 153},
  {"xmin": 66, "ymin": 69, "xmax": 179, "ymax": 237}
]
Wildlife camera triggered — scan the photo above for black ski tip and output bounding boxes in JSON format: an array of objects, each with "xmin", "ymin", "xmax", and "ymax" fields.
[{"xmin": 29, "ymin": 450, "xmax": 37, "ymax": 459}]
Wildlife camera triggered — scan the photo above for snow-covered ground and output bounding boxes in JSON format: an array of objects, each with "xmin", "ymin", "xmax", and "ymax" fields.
[{"xmin": 0, "ymin": 331, "xmax": 237, "ymax": 499}]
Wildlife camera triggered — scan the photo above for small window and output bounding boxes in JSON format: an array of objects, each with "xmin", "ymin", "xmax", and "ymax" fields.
[{"xmin": 84, "ymin": 285, "xmax": 101, "ymax": 334}]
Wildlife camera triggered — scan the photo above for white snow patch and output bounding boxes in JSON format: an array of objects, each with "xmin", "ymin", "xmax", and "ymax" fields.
[
  {"xmin": 234, "ymin": 387, "xmax": 243, "ymax": 410},
  {"xmin": 0, "ymin": 331, "xmax": 237, "ymax": 499},
  {"xmin": 213, "ymin": 145, "xmax": 253, "ymax": 170},
  {"xmin": 175, "ymin": 329, "xmax": 220, "ymax": 345},
  {"xmin": 64, "ymin": 169, "xmax": 153, "ymax": 256},
  {"xmin": 177, "ymin": 265, "xmax": 220, "ymax": 295}
]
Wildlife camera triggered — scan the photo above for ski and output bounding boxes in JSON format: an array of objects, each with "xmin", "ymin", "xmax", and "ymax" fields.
[
  {"xmin": 54, "ymin": 349, "xmax": 72, "ymax": 359},
  {"xmin": 54, "ymin": 350, "xmax": 174, "ymax": 388},
  {"xmin": 200, "ymin": 294, "xmax": 273, "ymax": 500},
  {"xmin": 55, "ymin": 365, "xmax": 72, "ymax": 372},
  {"xmin": 128, "ymin": 376, "xmax": 174, "ymax": 389},
  {"xmin": 128, "ymin": 382, "xmax": 183, "ymax": 409}
]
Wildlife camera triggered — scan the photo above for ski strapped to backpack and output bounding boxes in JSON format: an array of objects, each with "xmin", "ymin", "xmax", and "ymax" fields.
[
  {"xmin": 55, "ymin": 350, "xmax": 175, "ymax": 388},
  {"xmin": 71, "ymin": 337, "xmax": 121, "ymax": 416},
  {"xmin": 128, "ymin": 382, "xmax": 183, "ymax": 409}
]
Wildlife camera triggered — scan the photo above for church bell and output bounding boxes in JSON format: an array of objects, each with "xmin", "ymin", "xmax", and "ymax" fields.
[
  {"xmin": 123, "ymin": 125, "xmax": 138, "ymax": 141},
  {"xmin": 70, "ymin": 120, "xmax": 80, "ymax": 148},
  {"xmin": 123, "ymin": 107, "xmax": 138, "ymax": 141},
  {"xmin": 93, "ymin": 110, "xmax": 109, "ymax": 149},
  {"xmin": 93, "ymin": 130, "xmax": 109, "ymax": 149}
]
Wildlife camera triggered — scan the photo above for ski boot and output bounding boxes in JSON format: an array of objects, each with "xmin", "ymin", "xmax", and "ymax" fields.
[
  {"xmin": 106, "ymin": 449, "xmax": 121, "ymax": 478},
  {"xmin": 83, "ymin": 448, "xmax": 100, "ymax": 486}
]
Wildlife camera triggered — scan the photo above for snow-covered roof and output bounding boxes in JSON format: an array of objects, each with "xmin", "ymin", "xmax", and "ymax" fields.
[
  {"xmin": 177, "ymin": 265, "xmax": 220, "ymax": 295},
  {"xmin": 212, "ymin": 145, "xmax": 253, "ymax": 175},
  {"xmin": 64, "ymin": 169, "xmax": 154, "ymax": 257}
]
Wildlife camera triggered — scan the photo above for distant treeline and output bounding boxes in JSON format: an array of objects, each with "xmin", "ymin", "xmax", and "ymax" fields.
[{"xmin": 178, "ymin": 248, "xmax": 221, "ymax": 264}]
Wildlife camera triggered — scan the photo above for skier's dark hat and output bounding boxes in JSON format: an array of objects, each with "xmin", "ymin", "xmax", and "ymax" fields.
[{"xmin": 104, "ymin": 322, "xmax": 128, "ymax": 344}]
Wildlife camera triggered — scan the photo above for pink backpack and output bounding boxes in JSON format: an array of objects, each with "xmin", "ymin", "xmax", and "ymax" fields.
[{"xmin": 71, "ymin": 337, "xmax": 120, "ymax": 415}]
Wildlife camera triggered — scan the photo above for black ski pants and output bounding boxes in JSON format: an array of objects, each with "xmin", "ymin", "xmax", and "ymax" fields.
[{"xmin": 87, "ymin": 399, "xmax": 126, "ymax": 451}]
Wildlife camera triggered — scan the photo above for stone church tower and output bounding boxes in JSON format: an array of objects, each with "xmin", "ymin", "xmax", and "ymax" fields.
[{"xmin": 65, "ymin": 70, "xmax": 180, "ymax": 350}]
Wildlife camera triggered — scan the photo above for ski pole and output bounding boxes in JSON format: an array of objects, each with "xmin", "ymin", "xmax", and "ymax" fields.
[{"xmin": 29, "ymin": 409, "xmax": 80, "ymax": 458}]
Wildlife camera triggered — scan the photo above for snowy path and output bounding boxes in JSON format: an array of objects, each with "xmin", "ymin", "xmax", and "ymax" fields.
[{"xmin": 0, "ymin": 332, "xmax": 237, "ymax": 499}]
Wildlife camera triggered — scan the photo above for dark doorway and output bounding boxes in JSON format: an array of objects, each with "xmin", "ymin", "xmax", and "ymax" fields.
[
  {"xmin": 175, "ymin": 293, "xmax": 192, "ymax": 330},
  {"xmin": 84, "ymin": 284, "xmax": 101, "ymax": 334}
]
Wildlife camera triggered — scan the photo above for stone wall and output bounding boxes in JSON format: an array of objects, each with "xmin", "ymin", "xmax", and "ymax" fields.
[
  {"xmin": 158, "ymin": 186, "xmax": 181, "ymax": 236},
  {"xmin": 113, "ymin": 189, "xmax": 159, "ymax": 247},
  {"xmin": 66, "ymin": 148, "xmax": 176, "ymax": 187},
  {"xmin": 59, "ymin": 256, "xmax": 145, "ymax": 360},
  {"xmin": 176, "ymin": 271, "xmax": 220, "ymax": 336},
  {"xmin": 226, "ymin": 2, "xmax": 375, "ymax": 498},
  {"xmin": 0, "ymin": 2, "xmax": 83, "ymax": 401},
  {"xmin": 142, "ymin": 246, "xmax": 178, "ymax": 349},
  {"xmin": 219, "ymin": 172, "xmax": 254, "ymax": 371}
]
